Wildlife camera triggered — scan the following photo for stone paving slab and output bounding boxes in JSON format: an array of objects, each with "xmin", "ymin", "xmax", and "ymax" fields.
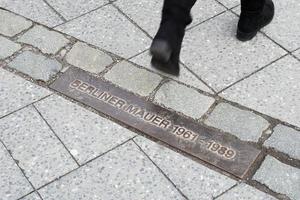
[
  {"xmin": 46, "ymin": 0, "xmax": 108, "ymax": 20},
  {"xmin": 0, "ymin": 35, "xmax": 21, "ymax": 59},
  {"xmin": 134, "ymin": 136, "xmax": 236, "ymax": 200},
  {"xmin": 104, "ymin": 61, "xmax": 162, "ymax": 97},
  {"xmin": 265, "ymin": 125, "xmax": 300, "ymax": 160},
  {"xmin": 9, "ymin": 51, "xmax": 62, "ymax": 81},
  {"xmin": 115, "ymin": 0, "xmax": 225, "ymax": 37},
  {"xmin": 130, "ymin": 50, "xmax": 213, "ymax": 93},
  {"xmin": 221, "ymin": 55, "xmax": 300, "ymax": 127},
  {"xmin": 35, "ymin": 95, "xmax": 136, "ymax": 164},
  {"xmin": 21, "ymin": 193, "xmax": 41, "ymax": 200},
  {"xmin": 216, "ymin": 183, "xmax": 276, "ymax": 200},
  {"xmin": 205, "ymin": 103, "xmax": 269, "ymax": 142},
  {"xmin": 17, "ymin": 25, "xmax": 69, "ymax": 54},
  {"xmin": 254, "ymin": 156, "xmax": 300, "ymax": 200},
  {"xmin": 0, "ymin": 0, "xmax": 63, "ymax": 27},
  {"xmin": 181, "ymin": 11, "xmax": 286, "ymax": 91},
  {"xmin": 65, "ymin": 41, "xmax": 113, "ymax": 74},
  {"xmin": 0, "ymin": 142, "xmax": 33, "ymax": 200},
  {"xmin": 0, "ymin": 68, "xmax": 51, "ymax": 118},
  {"xmin": 154, "ymin": 81, "xmax": 215, "ymax": 119},
  {"xmin": 39, "ymin": 141, "xmax": 184, "ymax": 200},
  {"xmin": 0, "ymin": 8, "xmax": 32, "ymax": 37},
  {"xmin": 56, "ymin": 5, "xmax": 151, "ymax": 58},
  {"xmin": 262, "ymin": 0, "xmax": 300, "ymax": 51},
  {"xmin": 0, "ymin": 106, "xmax": 78, "ymax": 188}
]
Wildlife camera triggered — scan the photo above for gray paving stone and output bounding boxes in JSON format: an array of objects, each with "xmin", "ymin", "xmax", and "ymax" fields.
[
  {"xmin": 216, "ymin": 183, "xmax": 276, "ymax": 200},
  {"xmin": 66, "ymin": 42, "xmax": 113, "ymax": 74},
  {"xmin": 0, "ymin": 68, "xmax": 51, "ymax": 118},
  {"xmin": 0, "ymin": 0, "xmax": 63, "ymax": 27},
  {"xmin": 254, "ymin": 156, "xmax": 300, "ymax": 200},
  {"xmin": 0, "ymin": 142, "xmax": 33, "ymax": 200},
  {"xmin": 21, "ymin": 193, "xmax": 41, "ymax": 200},
  {"xmin": 265, "ymin": 125, "xmax": 300, "ymax": 160},
  {"xmin": 134, "ymin": 137, "xmax": 236, "ymax": 200},
  {"xmin": 115, "ymin": 0, "xmax": 225, "ymax": 37},
  {"xmin": 35, "ymin": 95, "xmax": 136, "ymax": 164},
  {"xmin": 0, "ymin": 106, "xmax": 77, "ymax": 188},
  {"xmin": 221, "ymin": 56, "xmax": 300, "ymax": 127},
  {"xmin": 181, "ymin": 12, "xmax": 286, "ymax": 91},
  {"xmin": 154, "ymin": 81, "xmax": 215, "ymax": 119},
  {"xmin": 17, "ymin": 25, "xmax": 69, "ymax": 54},
  {"xmin": 205, "ymin": 103, "xmax": 269, "ymax": 141},
  {"xmin": 130, "ymin": 50, "xmax": 213, "ymax": 93},
  {"xmin": 0, "ymin": 9, "xmax": 32, "ymax": 37},
  {"xmin": 56, "ymin": 5, "xmax": 151, "ymax": 58},
  {"xmin": 0, "ymin": 35, "xmax": 21, "ymax": 59},
  {"xmin": 39, "ymin": 141, "xmax": 184, "ymax": 200},
  {"xmin": 9, "ymin": 51, "xmax": 62, "ymax": 81},
  {"xmin": 46, "ymin": 0, "xmax": 108, "ymax": 20},
  {"xmin": 262, "ymin": 0, "xmax": 300, "ymax": 51},
  {"xmin": 104, "ymin": 61, "xmax": 162, "ymax": 97}
]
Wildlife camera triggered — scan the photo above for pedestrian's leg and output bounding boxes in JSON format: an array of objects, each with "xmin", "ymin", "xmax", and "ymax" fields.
[
  {"xmin": 237, "ymin": 0, "xmax": 274, "ymax": 41},
  {"xmin": 150, "ymin": 0, "xmax": 197, "ymax": 76}
]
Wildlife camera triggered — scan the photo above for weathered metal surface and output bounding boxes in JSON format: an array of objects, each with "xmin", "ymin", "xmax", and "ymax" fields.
[{"xmin": 50, "ymin": 67, "xmax": 261, "ymax": 178}]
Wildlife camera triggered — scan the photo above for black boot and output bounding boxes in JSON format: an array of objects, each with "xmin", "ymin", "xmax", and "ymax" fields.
[
  {"xmin": 237, "ymin": 0, "xmax": 274, "ymax": 41},
  {"xmin": 150, "ymin": 0, "xmax": 196, "ymax": 76}
]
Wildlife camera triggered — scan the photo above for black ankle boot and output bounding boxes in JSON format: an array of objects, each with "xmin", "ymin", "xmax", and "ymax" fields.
[
  {"xmin": 150, "ymin": 20, "xmax": 186, "ymax": 76},
  {"xmin": 237, "ymin": 0, "xmax": 274, "ymax": 41}
]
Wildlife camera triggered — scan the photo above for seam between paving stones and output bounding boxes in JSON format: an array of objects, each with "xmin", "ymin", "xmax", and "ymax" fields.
[
  {"xmin": 111, "ymin": 3, "xmax": 153, "ymax": 40},
  {"xmin": 32, "ymin": 104, "xmax": 81, "ymax": 167},
  {"xmin": 247, "ymin": 179, "xmax": 291, "ymax": 200},
  {"xmin": 132, "ymin": 139, "xmax": 190, "ymax": 200},
  {"xmin": 0, "ymin": 140, "xmax": 44, "ymax": 200},
  {"xmin": 213, "ymin": 183, "xmax": 239, "ymax": 199},
  {"xmin": 17, "ymin": 191, "xmax": 38, "ymax": 200},
  {"xmin": 180, "ymin": 62, "xmax": 217, "ymax": 94},
  {"xmin": 0, "ymin": 94, "xmax": 53, "ymax": 121},
  {"xmin": 34, "ymin": 137, "xmax": 136, "ymax": 191},
  {"xmin": 41, "ymin": 0, "xmax": 67, "ymax": 22},
  {"xmin": 147, "ymin": 78, "xmax": 170, "ymax": 102},
  {"xmin": 215, "ymin": 0, "xmax": 240, "ymax": 10},
  {"xmin": 217, "ymin": 53, "xmax": 289, "ymax": 94},
  {"xmin": 51, "ymin": 2, "xmax": 113, "ymax": 29}
]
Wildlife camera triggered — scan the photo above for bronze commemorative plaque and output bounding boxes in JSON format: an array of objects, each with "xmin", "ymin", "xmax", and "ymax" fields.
[{"xmin": 50, "ymin": 67, "xmax": 261, "ymax": 178}]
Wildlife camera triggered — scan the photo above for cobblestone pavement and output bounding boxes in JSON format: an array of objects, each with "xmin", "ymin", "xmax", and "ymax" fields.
[{"xmin": 0, "ymin": 0, "xmax": 299, "ymax": 199}]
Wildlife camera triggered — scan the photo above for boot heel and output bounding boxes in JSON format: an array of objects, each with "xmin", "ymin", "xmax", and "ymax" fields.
[
  {"xmin": 150, "ymin": 39, "xmax": 172, "ymax": 62},
  {"xmin": 236, "ymin": 29, "xmax": 258, "ymax": 41}
]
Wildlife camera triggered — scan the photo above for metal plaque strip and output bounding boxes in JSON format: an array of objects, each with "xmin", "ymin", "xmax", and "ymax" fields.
[{"xmin": 50, "ymin": 67, "xmax": 261, "ymax": 178}]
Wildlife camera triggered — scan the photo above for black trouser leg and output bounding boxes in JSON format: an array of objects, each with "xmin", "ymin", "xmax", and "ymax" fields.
[
  {"xmin": 150, "ymin": 0, "xmax": 197, "ymax": 76},
  {"xmin": 161, "ymin": 0, "xmax": 197, "ymax": 25},
  {"xmin": 241, "ymin": 0, "xmax": 266, "ymax": 12}
]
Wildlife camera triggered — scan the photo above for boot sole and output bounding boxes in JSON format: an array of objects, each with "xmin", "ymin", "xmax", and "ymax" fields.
[
  {"xmin": 151, "ymin": 57, "xmax": 179, "ymax": 76},
  {"xmin": 150, "ymin": 40, "xmax": 172, "ymax": 63},
  {"xmin": 237, "ymin": 0, "xmax": 274, "ymax": 41}
]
